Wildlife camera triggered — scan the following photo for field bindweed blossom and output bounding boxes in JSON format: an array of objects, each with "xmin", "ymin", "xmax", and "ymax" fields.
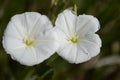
[
  {"xmin": 2, "ymin": 12, "xmax": 58, "ymax": 66},
  {"xmin": 55, "ymin": 9, "xmax": 102, "ymax": 64}
]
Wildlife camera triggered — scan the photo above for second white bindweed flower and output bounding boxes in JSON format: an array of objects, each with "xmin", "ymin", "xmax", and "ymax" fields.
[
  {"xmin": 55, "ymin": 9, "xmax": 101, "ymax": 64},
  {"xmin": 2, "ymin": 12, "xmax": 58, "ymax": 66}
]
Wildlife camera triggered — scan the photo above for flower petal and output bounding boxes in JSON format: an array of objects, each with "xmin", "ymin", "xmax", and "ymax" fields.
[
  {"xmin": 78, "ymin": 35, "xmax": 101, "ymax": 58},
  {"xmin": 57, "ymin": 42, "xmax": 78, "ymax": 63},
  {"xmin": 75, "ymin": 44, "xmax": 91, "ymax": 63},
  {"xmin": 75, "ymin": 35, "xmax": 101, "ymax": 63},
  {"xmin": 19, "ymin": 47, "xmax": 38, "ymax": 66},
  {"xmin": 55, "ymin": 10, "xmax": 101, "ymax": 64},
  {"xmin": 55, "ymin": 9, "xmax": 77, "ymax": 36},
  {"xmin": 81, "ymin": 34, "xmax": 102, "ymax": 47},
  {"xmin": 11, "ymin": 12, "xmax": 41, "ymax": 36},
  {"xmin": 30, "ymin": 15, "xmax": 52, "ymax": 36},
  {"xmin": 54, "ymin": 27, "xmax": 68, "ymax": 42},
  {"xmin": 76, "ymin": 15, "xmax": 100, "ymax": 35},
  {"xmin": 3, "ymin": 35, "xmax": 25, "ymax": 54},
  {"xmin": 3, "ymin": 12, "xmax": 58, "ymax": 66},
  {"xmin": 9, "ymin": 46, "xmax": 38, "ymax": 66},
  {"xmin": 34, "ymin": 29, "xmax": 59, "ymax": 63}
]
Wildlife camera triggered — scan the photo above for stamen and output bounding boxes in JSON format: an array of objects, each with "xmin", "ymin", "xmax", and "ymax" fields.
[
  {"xmin": 23, "ymin": 37, "xmax": 34, "ymax": 46},
  {"xmin": 68, "ymin": 35, "xmax": 79, "ymax": 44}
]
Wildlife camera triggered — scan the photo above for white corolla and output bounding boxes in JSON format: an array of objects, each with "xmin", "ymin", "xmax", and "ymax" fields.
[
  {"xmin": 2, "ymin": 12, "xmax": 58, "ymax": 66},
  {"xmin": 55, "ymin": 9, "xmax": 102, "ymax": 64}
]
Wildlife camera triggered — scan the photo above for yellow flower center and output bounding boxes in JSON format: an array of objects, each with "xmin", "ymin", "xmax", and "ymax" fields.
[
  {"xmin": 23, "ymin": 37, "xmax": 34, "ymax": 46},
  {"xmin": 69, "ymin": 35, "xmax": 79, "ymax": 44}
]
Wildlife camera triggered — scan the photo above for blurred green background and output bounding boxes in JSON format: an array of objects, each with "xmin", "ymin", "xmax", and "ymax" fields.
[{"xmin": 0, "ymin": 0, "xmax": 120, "ymax": 80}]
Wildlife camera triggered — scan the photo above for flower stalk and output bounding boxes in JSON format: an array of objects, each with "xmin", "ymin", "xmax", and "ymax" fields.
[{"xmin": 41, "ymin": 69, "xmax": 53, "ymax": 79}]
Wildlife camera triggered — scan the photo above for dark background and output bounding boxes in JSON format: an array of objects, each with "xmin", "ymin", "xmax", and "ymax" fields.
[{"xmin": 0, "ymin": 0, "xmax": 120, "ymax": 80}]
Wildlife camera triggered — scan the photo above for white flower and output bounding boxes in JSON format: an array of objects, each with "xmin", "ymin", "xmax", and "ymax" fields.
[
  {"xmin": 55, "ymin": 9, "xmax": 102, "ymax": 64},
  {"xmin": 2, "ymin": 12, "xmax": 58, "ymax": 66}
]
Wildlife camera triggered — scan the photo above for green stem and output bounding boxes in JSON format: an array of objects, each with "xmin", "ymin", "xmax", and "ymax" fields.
[
  {"xmin": 41, "ymin": 69, "xmax": 53, "ymax": 79},
  {"xmin": 46, "ymin": 53, "xmax": 59, "ymax": 65}
]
